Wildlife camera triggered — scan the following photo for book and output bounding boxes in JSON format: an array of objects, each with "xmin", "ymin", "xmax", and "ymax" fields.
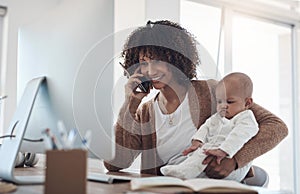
[{"xmin": 130, "ymin": 176, "xmax": 258, "ymax": 194}]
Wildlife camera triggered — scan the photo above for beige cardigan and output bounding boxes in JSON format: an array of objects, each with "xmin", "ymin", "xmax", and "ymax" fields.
[{"xmin": 104, "ymin": 80, "xmax": 288, "ymax": 175}]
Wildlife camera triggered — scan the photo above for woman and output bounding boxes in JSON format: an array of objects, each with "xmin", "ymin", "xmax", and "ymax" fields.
[{"xmin": 104, "ymin": 20, "xmax": 288, "ymax": 178}]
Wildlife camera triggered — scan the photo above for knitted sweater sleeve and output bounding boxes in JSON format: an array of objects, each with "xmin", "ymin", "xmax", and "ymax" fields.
[
  {"xmin": 234, "ymin": 103, "xmax": 288, "ymax": 168},
  {"xmin": 104, "ymin": 96, "xmax": 143, "ymax": 171}
]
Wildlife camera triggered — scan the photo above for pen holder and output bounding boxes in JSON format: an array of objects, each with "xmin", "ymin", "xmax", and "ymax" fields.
[{"xmin": 44, "ymin": 149, "xmax": 87, "ymax": 194}]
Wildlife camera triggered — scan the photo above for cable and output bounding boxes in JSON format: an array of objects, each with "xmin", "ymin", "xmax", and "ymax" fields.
[
  {"xmin": 0, "ymin": 135, "xmax": 43, "ymax": 142},
  {"xmin": 0, "ymin": 120, "xmax": 42, "ymax": 142},
  {"xmin": 0, "ymin": 95, "xmax": 7, "ymax": 100}
]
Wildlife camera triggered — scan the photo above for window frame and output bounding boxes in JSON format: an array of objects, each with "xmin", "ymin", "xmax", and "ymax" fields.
[{"xmin": 0, "ymin": 6, "xmax": 7, "ymax": 136}]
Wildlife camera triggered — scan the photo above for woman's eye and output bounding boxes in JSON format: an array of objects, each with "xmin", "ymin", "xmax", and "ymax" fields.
[
  {"xmin": 140, "ymin": 61, "xmax": 148, "ymax": 66},
  {"xmin": 227, "ymin": 101, "xmax": 234, "ymax": 104}
]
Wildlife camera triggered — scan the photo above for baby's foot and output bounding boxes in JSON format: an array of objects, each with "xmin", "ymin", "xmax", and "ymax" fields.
[
  {"xmin": 160, "ymin": 165, "xmax": 188, "ymax": 179},
  {"xmin": 160, "ymin": 165, "xmax": 173, "ymax": 176}
]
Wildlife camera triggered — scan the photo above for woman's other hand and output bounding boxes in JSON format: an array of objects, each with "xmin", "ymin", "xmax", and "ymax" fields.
[
  {"xmin": 204, "ymin": 149, "xmax": 227, "ymax": 165},
  {"xmin": 202, "ymin": 155, "xmax": 236, "ymax": 179}
]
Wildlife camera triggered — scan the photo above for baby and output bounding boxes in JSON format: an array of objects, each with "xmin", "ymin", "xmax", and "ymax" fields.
[{"xmin": 160, "ymin": 72, "xmax": 259, "ymax": 181}]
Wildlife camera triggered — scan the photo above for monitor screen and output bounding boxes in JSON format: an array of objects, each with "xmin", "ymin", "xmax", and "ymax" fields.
[{"xmin": 17, "ymin": 0, "xmax": 115, "ymax": 160}]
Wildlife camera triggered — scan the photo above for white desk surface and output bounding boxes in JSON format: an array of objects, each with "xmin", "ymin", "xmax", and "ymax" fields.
[{"xmin": 3, "ymin": 154, "xmax": 290, "ymax": 194}]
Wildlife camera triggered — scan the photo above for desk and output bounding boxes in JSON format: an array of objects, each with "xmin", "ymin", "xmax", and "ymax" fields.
[
  {"xmin": 8, "ymin": 154, "xmax": 290, "ymax": 194},
  {"xmin": 10, "ymin": 154, "xmax": 142, "ymax": 194}
]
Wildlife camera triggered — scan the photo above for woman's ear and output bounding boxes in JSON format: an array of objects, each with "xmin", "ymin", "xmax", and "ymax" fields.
[{"xmin": 245, "ymin": 97, "xmax": 253, "ymax": 109}]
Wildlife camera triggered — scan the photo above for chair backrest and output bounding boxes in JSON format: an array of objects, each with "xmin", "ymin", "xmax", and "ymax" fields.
[{"xmin": 243, "ymin": 165, "xmax": 269, "ymax": 188}]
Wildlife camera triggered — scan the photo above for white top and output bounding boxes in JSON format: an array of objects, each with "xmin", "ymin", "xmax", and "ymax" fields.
[
  {"xmin": 154, "ymin": 93, "xmax": 197, "ymax": 164},
  {"xmin": 193, "ymin": 110, "xmax": 259, "ymax": 158}
]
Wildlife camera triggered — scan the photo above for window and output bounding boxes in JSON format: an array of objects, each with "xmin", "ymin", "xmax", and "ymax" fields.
[
  {"xmin": 231, "ymin": 13, "xmax": 293, "ymax": 191},
  {"xmin": 181, "ymin": 0, "xmax": 299, "ymax": 192},
  {"xmin": 180, "ymin": 1, "xmax": 223, "ymax": 79}
]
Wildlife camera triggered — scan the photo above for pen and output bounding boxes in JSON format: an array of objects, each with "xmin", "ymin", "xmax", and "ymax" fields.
[
  {"xmin": 119, "ymin": 62, "xmax": 130, "ymax": 78},
  {"xmin": 0, "ymin": 95, "xmax": 7, "ymax": 100},
  {"xmin": 57, "ymin": 120, "xmax": 68, "ymax": 149},
  {"xmin": 50, "ymin": 136, "xmax": 58, "ymax": 150},
  {"xmin": 66, "ymin": 128, "xmax": 77, "ymax": 149},
  {"xmin": 81, "ymin": 130, "xmax": 92, "ymax": 149},
  {"xmin": 42, "ymin": 128, "xmax": 53, "ymax": 150},
  {"xmin": 42, "ymin": 128, "xmax": 60, "ymax": 150}
]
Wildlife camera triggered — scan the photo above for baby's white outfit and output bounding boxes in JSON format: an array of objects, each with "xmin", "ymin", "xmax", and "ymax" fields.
[{"xmin": 160, "ymin": 110, "xmax": 259, "ymax": 181}]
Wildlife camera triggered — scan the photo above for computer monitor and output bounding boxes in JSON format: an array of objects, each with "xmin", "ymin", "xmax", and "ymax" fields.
[{"xmin": 0, "ymin": 0, "xmax": 115, "ymax": 184}]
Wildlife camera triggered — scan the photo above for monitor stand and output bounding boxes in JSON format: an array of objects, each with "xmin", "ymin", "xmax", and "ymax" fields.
[{"xmin": 0, "ymin": 77, "xmax": 45, "ymax": 184}]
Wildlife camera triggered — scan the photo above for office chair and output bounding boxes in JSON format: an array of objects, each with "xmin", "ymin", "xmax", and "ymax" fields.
[{"xmin": 243, "ymin": 165, "xmax": 269, "ymax": 188}]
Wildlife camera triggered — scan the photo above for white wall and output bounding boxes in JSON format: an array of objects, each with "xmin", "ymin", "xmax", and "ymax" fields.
[
  {"xmin": 145, "ymin": 0, "xmax": 180, "ymax": 23},
  {"xmin": 0, "ymin": 0, "xmax": 182, "ymax": 135},
  {"xmin": 113, "ymin": 0, "xmax": 182, "ymax": 125},
  {"xmin": 113, "ymin": 0, "xmax": 181, "ymax": 171},
  {"xmin": 0, "ymin": 0, "xmax": 61, "ymax": 134}
]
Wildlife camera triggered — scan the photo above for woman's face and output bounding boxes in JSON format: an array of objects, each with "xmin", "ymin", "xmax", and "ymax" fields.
[{"xmin": 139, "ymin": 53, "xmax": 174, "ymax": 90}]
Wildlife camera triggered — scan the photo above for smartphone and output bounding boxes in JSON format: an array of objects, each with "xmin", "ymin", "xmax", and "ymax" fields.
[
  {"xmin": 119, "ymin": 63, "xmax": 152, "ymax": 93},
  {"xmin": 137, "ymin": 76, "xmax": 151, "ymax": 93}
]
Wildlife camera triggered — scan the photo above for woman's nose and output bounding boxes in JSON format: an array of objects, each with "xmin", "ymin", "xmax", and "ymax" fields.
[
  {"xmin": 144, "ymin": 62, "xmax": 157, "ymax": 76},
  {"xmin": 148, "ymin": 63, "xmax": 156, "ymax": 75}
]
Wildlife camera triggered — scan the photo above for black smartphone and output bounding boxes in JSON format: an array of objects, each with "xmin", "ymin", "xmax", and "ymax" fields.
[
  {"xmin": 137, "ymin": 76, "xmax": 151, "ymax": 93},
  {"xmin": 119, "ymin": 63, "xmax": 152, "ymax": 93}
]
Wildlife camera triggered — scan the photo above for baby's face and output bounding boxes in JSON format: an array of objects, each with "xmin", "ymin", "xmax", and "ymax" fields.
[{"xmin": 215, "ymin": 83, "xmax": 247, "ymax": 119}]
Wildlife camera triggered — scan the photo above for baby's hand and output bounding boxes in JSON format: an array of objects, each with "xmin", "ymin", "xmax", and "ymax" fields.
[
  {"xmin": 182, "ymin": 140, "xmax": 203, "ymax": 156},
  {"xmin": 182, "ymin": 145, "xmax": 199, "ymax": 156},
  {"xmin": 204, "ymin": 149, "xmax": 227, "ymax": 164}
]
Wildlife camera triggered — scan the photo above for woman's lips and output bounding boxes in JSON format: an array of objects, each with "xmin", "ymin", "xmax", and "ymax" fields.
[{"xmin": 150, "ymin": 75, "xmax": 163, "ymax": 83}]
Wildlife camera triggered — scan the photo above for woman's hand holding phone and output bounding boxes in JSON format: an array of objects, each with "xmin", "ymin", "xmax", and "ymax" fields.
[
  {"xmin": 120, "ymin": 63, "xmax": 152, "ymax": 100},
  {"xmin": 125, "ymin": 73, "xmax": 149, "ymax": 100}
]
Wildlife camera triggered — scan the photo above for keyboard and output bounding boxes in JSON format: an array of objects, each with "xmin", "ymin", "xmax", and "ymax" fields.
[
  {"xmin": 15, "ymin": 175, "xmax": 45, "ymax": 184},
  {"xmin": 87, "ymin": 172, "xmax": 132, "ymax": 184}
]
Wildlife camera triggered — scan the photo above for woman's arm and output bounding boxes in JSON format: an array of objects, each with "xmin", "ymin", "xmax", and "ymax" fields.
[
  {"xmin": 234, "ymin": 103, "xmax": 288, "ymax": 167},
  {"xmin": 103, "ymin": 123, "xmax": 142, "ymax": 171},
  {"xmin": 104, "ymin": 96, "xmax": 143, "ymax": 171}
]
